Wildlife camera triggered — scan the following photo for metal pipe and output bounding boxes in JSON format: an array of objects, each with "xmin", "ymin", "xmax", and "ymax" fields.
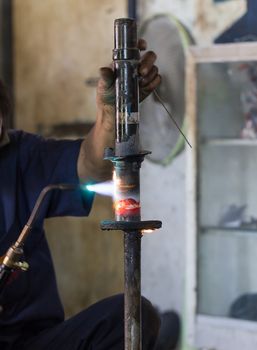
[
  {"xmin": 113, "ymin": 18, "xmax": 142, "ymax": 350},
  {"xmin": 113, "ymin": 18, "xmax": 140, "ymax": 157},
  {"xmin": 101, "ymin": 18, "xmax": 162, "ymax": 349},
  {"xmin": 124, "ymin": 230, "xmax": 141, "ymax": 349},
  {"xmin": 128, "ymin": 0, "xmax": 137, "ymax": 21},
  {"xmin": 113, "ymin": 157, "xmax": 143, "ymax": 349}
]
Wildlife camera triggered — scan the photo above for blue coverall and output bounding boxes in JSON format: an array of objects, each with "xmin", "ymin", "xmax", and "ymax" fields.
[{"xmin": 0, "ymin": 130, "xmax": 159, "ymax": 350}]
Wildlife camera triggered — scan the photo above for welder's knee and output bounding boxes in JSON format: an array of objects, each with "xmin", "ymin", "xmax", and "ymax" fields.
[
  {"xmin": 105, "ymin": 294, "xmax": 160, "ymax": 349},
  {"xmin": 141, "ymin": 296, "xmax": 161, "ymax": 349}
]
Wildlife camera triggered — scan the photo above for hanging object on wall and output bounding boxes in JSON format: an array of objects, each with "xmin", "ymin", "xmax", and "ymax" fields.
[{"xmin": 139, "ymin": 14, "xmax": 194, "ymax": 165}]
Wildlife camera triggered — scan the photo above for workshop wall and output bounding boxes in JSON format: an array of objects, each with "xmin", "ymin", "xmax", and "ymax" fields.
[
  {"xmin": 14, "ymin": 0, "xmax": 126, "ymax": 317},
  {"xmin": 139, "ymin": 0, "xmax": 246, "ymax": 316},
  {"xmin": 0, "ymin": 1, "xmax": 7, "ymax": 81},
  {"xmin": 14, "ymin": 0, "xmax": 125, "ymax": 132},
  {"xmin": 0, "ymin": 4, "xmax": 3, "ymax": 79},
  {"xmin": 139, "ymin": 0, "xmax": 245, "ymax": 44},
  {"xmin": 0, "ymin": 0, "xmax": 12, "ymax": 118}
]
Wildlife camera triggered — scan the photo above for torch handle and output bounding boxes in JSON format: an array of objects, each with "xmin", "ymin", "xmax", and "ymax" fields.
[{"xmin": 0, "ymin": 183, "xmax": 80, "ymax": 294}]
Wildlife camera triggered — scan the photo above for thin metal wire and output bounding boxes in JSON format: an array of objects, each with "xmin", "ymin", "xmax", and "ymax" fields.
[{"xmin": 153, "ymin": 89, "xmax": 192, "ymax": 148}]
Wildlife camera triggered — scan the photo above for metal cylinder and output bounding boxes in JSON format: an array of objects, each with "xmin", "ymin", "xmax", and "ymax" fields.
[
  {"xmin": 113, "ymin": 18, "xmax": 139, "ymax": 58},
  {"xmin": 113, "ymin": 18, "xmax": 140, "ymax": 157},
  {"xmin": 114, "ymin": 159, "xmax": 141, "ymax": 222},
  {"xmin": 102, "ymin": 19, "xmax": 161, "ymax": 348},
  {"xmin": 113, "ymin": 18, "xmax": 142, "ymax": 350}
]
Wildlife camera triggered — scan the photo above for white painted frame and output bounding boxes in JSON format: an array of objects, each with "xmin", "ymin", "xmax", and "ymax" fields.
[{"xmin": 183, "ymin": 42, "xmax": 257, "ymax": 350}]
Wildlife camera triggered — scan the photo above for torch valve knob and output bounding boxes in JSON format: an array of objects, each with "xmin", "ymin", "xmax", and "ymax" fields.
[{"xmin": 14, "ymin": 261, "xmax": 29, "ymax": 271}]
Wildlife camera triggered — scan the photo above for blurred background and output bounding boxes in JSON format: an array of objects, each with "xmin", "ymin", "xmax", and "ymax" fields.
[{"xmin": 0, "ymin": 0, "xmax": 249, "ymax": 346}]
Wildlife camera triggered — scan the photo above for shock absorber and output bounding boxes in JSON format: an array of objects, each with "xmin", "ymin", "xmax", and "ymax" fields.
[{"xmin": 101, "ymin": 18, "xmax": 162, "ymax": 350}]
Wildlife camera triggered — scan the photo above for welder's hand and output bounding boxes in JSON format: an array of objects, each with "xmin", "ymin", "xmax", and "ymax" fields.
[
  {"xmin": 80, "ymin": 40, "xmax": 161, "ymax": 182},
  {"xmin": 137, "ymin": 39, "xmax": 162, "ymax": 101},
  {"xmin": 96, "ymin": 39, "xmax": 161, "ymax": 110}
]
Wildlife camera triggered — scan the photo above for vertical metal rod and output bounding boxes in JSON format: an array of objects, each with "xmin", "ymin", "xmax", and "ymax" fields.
[
  {"xmin": 124, "ymin": 231, "xmax": 142, "ymax": 350},
  {"xmin": 113, "ymin": 18, "xmax": 142, "ymax": 349},
  {"xmin": 104, "ymin": 19, "xmax": 162, "ymax": 347},
  {"xmin": 128, "ymin": 0, "xmax": 137, "ymax": 21},
  {"xmin": 114, "ymin": 157, "xmax": 143, "ymax": 350},
  {"xmin": 102, "ymin": 18, "xmax": 161, "ymax": 344}
]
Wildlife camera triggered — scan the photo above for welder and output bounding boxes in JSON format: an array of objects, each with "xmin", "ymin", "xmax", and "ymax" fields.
[{"xmin": 0, "ymin": 39, "xmax": 162, "ymax": 350}]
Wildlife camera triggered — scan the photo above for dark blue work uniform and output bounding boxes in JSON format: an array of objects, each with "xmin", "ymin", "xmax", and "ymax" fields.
[{"xmin": 0, "ymin": 130, "xmax": 159, "ymax": 350}]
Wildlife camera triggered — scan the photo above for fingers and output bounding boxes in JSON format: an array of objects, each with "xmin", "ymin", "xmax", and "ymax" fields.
[
  {"xmin": 138, "ymin": 51, "xmax": 157, "ymax": 77},
  {"xmin": 98, "ymin": 46, "xmax": 161, "ymax": 106},
  {"xmin": 139, "ymin": 65, "xmax": 159, "ymax": 87},
  {"xmin": 99, "ymin": 67, "xmax": 115, "ymax": 89},
  {"xmin": 137, "ymin": 38, "xmax": 147, "ymax": 51},
  {"xmin": 97, "ymin": 67, "xmax": 115, "ymax": 106},
  {"xmin": 145, "ymin": 74, "xmax": 161, "ymax": 92},
  {"xmin": 139, "ymin": 74, "xmax": 162, "ymax": 101},
  {"xmin": 138, "ymin": 49, "xmax": 161, "ymax": 101}
]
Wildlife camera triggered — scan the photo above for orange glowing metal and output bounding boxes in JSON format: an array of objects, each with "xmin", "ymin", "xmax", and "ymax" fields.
[
  {"xmin": 118, "ymin": 184, "xmax": 136, "ymax": 192},
  {"xmin": 141, "ymin": 229, "xmax": 154, "ymax": 234},
  {"xmin": 114, "ymin": 198, "xmax": 141, "ymax": 216}
]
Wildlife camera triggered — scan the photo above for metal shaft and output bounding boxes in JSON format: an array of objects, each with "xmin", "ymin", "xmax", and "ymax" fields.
[
  {"xmin": 113, "ymin": 18, "xmax": 142, "ymax": 350},
  {"xmin": 124, "ymin": 230, "xmax": 142, "ymax": 350}
]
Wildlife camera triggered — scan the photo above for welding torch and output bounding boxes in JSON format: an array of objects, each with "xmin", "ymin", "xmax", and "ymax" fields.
[{"xmin": 0, "ymin": 183, "xmax": 82, "ymax": 294}]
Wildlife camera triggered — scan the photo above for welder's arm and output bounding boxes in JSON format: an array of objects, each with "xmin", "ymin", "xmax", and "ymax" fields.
[{"xmin": 77, "ymin": 40, "xmax": 161, "ymax": 183}]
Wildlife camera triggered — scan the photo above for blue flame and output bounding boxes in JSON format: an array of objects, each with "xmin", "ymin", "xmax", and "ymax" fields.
[{"xmin": 85, "ymin": 181, "xmax": 114, "ymax": 197}]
